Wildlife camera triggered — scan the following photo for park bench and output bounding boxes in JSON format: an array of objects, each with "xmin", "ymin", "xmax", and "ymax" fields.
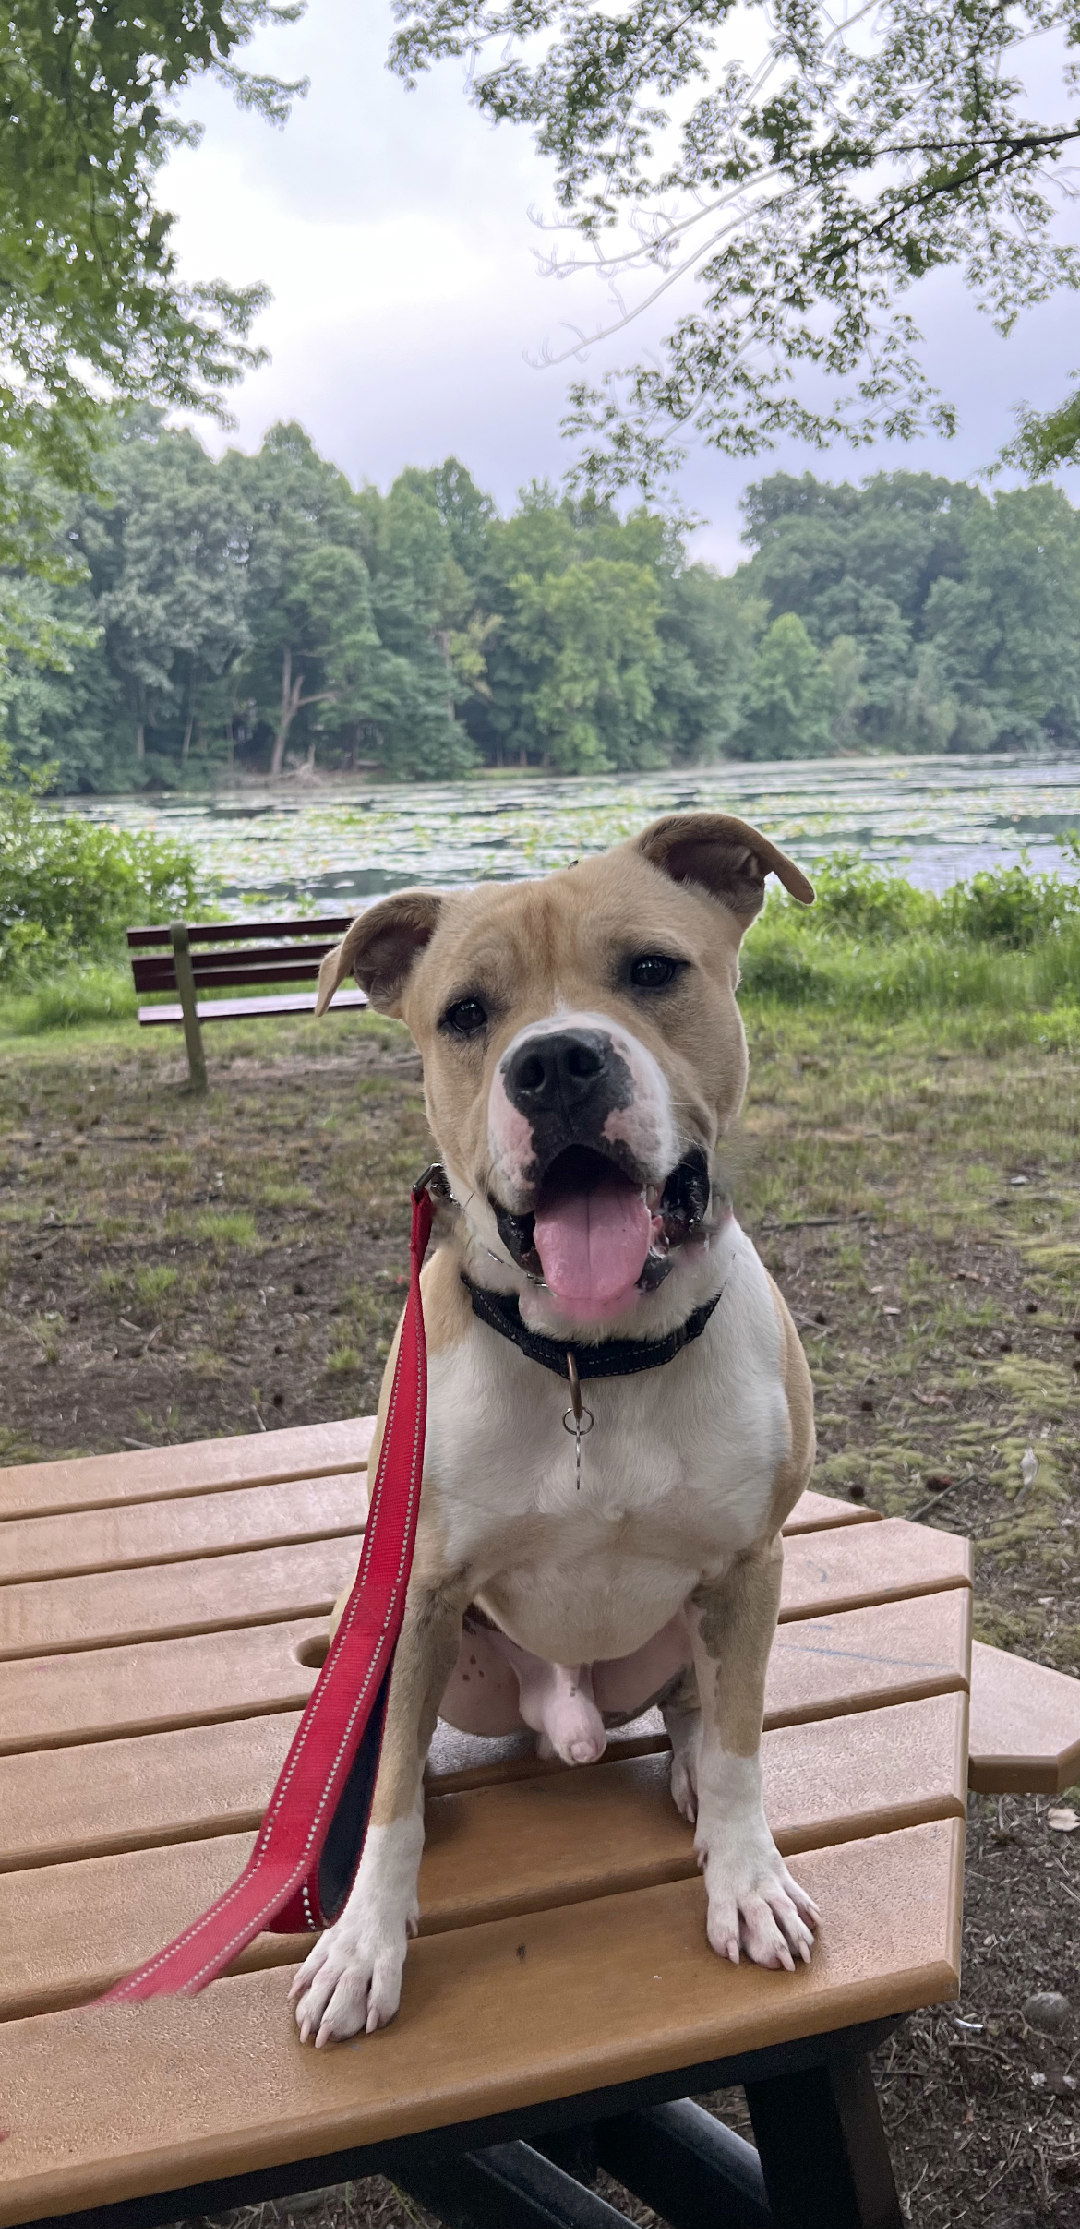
[
  {"xmin": 126, "ymin": 918, "xmax": 368, "ymax": 1090},
  {"xmin": 2, "ymin": 1420, "xmax": 1078, "ymax": 2229}
]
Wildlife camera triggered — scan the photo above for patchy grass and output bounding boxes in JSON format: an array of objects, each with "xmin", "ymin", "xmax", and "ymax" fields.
[
  {"xmin": 737, "ymin": 1008, "xmax": 1079, "ymax": 1678},
  {"xmin": 193, "ymin": 1208, "xmax": 261, "ymax": 1250},
  {"xmin": 0, "ymin": 1009, "xmax": 429, "ymax": 1453}
]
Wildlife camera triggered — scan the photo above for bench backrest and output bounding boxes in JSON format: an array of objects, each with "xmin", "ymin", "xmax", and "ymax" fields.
[{"xmin": 127, "ymin": 917, "xmax": 356, "ymax": 996}]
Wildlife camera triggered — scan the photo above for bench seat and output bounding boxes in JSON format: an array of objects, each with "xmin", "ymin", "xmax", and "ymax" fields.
[
  {"xmin": 137, "ymin": 988, "xmax": 368, "ymax": 1026},
  {"xmin": 126, "ymin": 916, "xmax": 369, "ymax": 1084}
]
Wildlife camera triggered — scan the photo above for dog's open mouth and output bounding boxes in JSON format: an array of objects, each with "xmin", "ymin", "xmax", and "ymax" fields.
[{"xmin": 492, "ymin": 1144, "xmax": 710, "ymax": 1318}]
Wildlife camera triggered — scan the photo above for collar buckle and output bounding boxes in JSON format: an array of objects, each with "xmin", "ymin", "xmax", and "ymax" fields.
[{"xmin": 412, "ymin": 1162, "xmax": 451, "ymax": 1205}]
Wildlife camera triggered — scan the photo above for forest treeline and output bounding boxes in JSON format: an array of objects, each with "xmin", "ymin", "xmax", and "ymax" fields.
[{"xmin": 3, "ymin": 413, "xmax": 1079, "ymax": 791}]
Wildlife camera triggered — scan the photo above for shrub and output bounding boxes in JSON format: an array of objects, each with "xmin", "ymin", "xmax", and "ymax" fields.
[
  {"xmin": 795, "ymin": 853, "xmax": 937, "ymax": 941},
  {"xmin": 939, "ymin": 861, "xmax": 1080, "ymax": 947},
  {"xmin": 772, "ymin": 848, "xmax": 1080, "ymax": 951},
  {"xmin": 0, "ymin": 745, "xmax": 208, "ymax": 984}
]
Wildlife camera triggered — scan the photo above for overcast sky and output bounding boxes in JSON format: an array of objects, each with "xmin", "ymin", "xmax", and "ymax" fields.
[{"xmin": 165, "ymin": 0, "xmax": 1079, "ymax": 570}]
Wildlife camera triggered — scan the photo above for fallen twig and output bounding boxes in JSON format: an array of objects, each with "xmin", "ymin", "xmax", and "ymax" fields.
[{"xmin": 907, "ymin": 1470, "xmax": 979, "ymax": 1524}]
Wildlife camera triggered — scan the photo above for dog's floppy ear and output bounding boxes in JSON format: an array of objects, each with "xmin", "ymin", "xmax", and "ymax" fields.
[
  {"xmin": 315, "ymin": 890, "xmax": 443, "ymax": 1018},
  {"xmin": 636, "ymin": 812, "xmax": 814, "ymax": 931}
]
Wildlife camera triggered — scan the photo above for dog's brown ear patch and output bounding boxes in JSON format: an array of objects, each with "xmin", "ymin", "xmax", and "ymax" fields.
[
  {"xmin": 315, "ymin": 891, "xmax": 443, "ymax": 1017},
  {"xmin": 636, "ymin": 812, "xmax": 814, "ymax": 928}
]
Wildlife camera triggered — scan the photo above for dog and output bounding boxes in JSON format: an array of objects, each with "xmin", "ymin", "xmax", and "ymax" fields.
[{"xmin": 290, "ymin": 811, "xmax": 819, "ymax": 2046}]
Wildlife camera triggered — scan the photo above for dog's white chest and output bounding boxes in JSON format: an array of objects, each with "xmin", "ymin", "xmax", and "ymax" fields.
[{"xmin": 423, "ymin": 1231, "xmax": 789, "ymax": 1662}]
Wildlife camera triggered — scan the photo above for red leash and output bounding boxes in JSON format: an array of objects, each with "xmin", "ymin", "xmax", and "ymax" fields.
[{"xmin": 100, "ymin": 1171, "xmax": 440, "ymax": 2001}]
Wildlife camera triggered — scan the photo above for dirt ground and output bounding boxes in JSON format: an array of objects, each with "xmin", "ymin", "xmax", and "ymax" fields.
[{"xmin": 1, "ymin": 1009, "xmax": 1077, "ymax": 2225}]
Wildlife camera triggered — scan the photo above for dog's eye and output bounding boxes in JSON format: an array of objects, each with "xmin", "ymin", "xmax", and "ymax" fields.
[
  {"xmin": 441, "ymin": 995, "xmax": 488, "ymax": 1037},
  {"xmin": 627, "ymin": 953, "xmax": 684, "ymax": 990}
]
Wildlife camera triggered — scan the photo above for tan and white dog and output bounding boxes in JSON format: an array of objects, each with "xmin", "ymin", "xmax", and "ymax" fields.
[{"xmin": 290, "ymin": 811, "xmax": 820, "ymax": 2047}]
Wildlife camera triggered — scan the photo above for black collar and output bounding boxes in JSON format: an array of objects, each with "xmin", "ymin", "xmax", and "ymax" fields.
[{"xmin": 461, "ymin": 1274, "xmax": 724, "ymax": 1380}]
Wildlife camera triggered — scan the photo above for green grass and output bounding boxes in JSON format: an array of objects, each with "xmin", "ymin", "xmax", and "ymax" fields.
[
  {"xmin": 131, "ymin": 1264, "xmax": 181, "ymax": 1309},
  {"xmin": 740, "ymin": 911, "xmax": 1080, "ymax": 1041},
  {"xmin": 193, "ymin": 1209, "xmax": 260, "ymax": 1249},
  {"xmin": 0, "ymin": 964, "xmax": 138, "ymax": 1036}
]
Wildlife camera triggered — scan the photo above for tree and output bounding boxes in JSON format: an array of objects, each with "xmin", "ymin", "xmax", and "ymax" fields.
[
  {"xmin": 738, "ymin": 471, "xmax": 990, "ymax": 751},
  {"xmin": 69, "ymin": 416, "xmax": 251, "ymax": 776},
  {"xmin": 231, "ymin": 425, "xmax": 376, "ymax": 774},
  {"xmin": 392, "ymin": 2, "xmax": 1080, "ymax": 491},
  {"xmin": 0, "ymin": 1, "xmax": 303, "ymax": 542},
  {"xmin": 0, "ymin": 576, "xmax": 109, "ymax": 791},
  {"xmin": 924, "ymin": 485, "xmax": 1080, "ymax": 748},
  {"xmin": 734, "ymin": 612, "xmax": 837, "ymax": 760},
  {"xmin": 497, "ymin": 557, "xmax": 662, "ymax": 772},
  {"xmin": 263, "ymin": 545, "xmax": 382, "ymax": 774},
  {"xmin": 365, "ymin": 477, "xmax": 477, "ymax": 777},
  {"xmin": 653, "ymin": 566, "xmax": 760, "ymax": 764},
  {"xmin": 395, "ymin": 459, "xmax": 497, "ymax": 581}
]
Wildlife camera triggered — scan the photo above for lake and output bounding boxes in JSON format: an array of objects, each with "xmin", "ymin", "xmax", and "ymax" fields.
[{"xmin": 67, "ymin": 753, "xmax": 1080, "ymax": 916}]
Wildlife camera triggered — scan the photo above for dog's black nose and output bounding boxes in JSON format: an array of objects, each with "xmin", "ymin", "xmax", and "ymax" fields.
[{"xmin": 503, "ymin": 1029, "xmax": 610, "ymax": 1114}]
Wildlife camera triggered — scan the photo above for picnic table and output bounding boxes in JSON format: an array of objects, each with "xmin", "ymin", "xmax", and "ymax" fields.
[{"xmin": 2, "ymin": 1420, "xmax": 1078, "ymax": 2229}]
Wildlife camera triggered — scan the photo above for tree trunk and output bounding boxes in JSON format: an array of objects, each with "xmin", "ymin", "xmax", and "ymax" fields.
[
  {"xmin": 271, "ymin": 646, "xmax": 305, "ymax": 777},
  {"xmin": 180, "ymin": 667, "xmax": 197, "ymax": 765},
  {"xmin": 436, "ymin": 627, "xmax": 455, "ymax": 720},
  {"xmin": 135, "ymin": 721, "xmax": 145, "ymax": 762}
]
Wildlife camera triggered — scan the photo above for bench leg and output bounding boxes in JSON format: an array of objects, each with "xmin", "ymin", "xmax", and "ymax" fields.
[
  {"xmin": 170, "ymin": 922, "xmax": 207, "ymax": 1094},
  {"xmin": 745, "ymin": 2052, "xmax": 903, "ymax": 2229}
]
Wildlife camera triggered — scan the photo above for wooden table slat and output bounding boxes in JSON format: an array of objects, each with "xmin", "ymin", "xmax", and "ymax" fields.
[
  {"xmin": 967, "ymin": 1639, "xmax": 1080, "ymax": 1794},
  {"xmin": 778, "ymin": 1518, "xmax": 972, "ymax": 1619},
  {"xmin": 0, "ymin": 1519, "xmax": 969, "ymax": 1666},
  {"xmin": 0, "ymin": 1820, "xmax": 964, "ymax": 2229},
  {"xmin": 0, "ymin": 1480, "xmax": 873, "ymax": 1589},
  {"xmin": 782, "ymin": 1489, "xmax": 880, "ymax": 1533},
  {"xmin": 0, "ymin": 1677, "xmax": 971, "ymax": 1880},
  {"xmin": 0, "ymin": 1476, "xmax": 365, "ymax": 1587},
  {"xmin": 0, "ymin": 1710, "xmax": 297, "ymax": 1873},
  {"xmin": 0, "ymin": 1693, "xmax": 967, "ymax": 2021},
  {"xmin": 0, "ymin": 1418, "xmax": 373, "ymax": 1520},
  {"xmin": 0, "ymin": 1618, "xmax": 324, "ymax": 1758},
  {"xmin": 0, "ymin": 1586, "xmax": 971, "ymax": 1762},
  {"xmin": 0, "ymin": 1537, "xmax": 360, "ymax": 1661}
]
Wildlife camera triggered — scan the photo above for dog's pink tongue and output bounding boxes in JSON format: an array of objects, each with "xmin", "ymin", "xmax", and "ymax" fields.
[{"xmin": 533, "ymin": 1177, "xmax": 652, "ymax": 1315}]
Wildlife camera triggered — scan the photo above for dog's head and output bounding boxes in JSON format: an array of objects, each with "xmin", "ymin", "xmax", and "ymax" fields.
[{"xmin": 318, "ymin": 814, "xmax": 812, "ymax": 1329}]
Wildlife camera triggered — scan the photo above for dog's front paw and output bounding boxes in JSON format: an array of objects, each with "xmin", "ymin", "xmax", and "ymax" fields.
[
  {"xmin": 696, "ymin": 1821, "xmax": 819, "ymax": 1973},
  {"xmin": 289, "ymin": 1914, "xmax": 411, "ymax": 2046}
]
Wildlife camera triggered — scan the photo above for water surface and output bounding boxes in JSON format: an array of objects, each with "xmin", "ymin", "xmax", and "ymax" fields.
[{"xmin": 68, "ymin": 754, "xmax": 1080, "ymax": 915}]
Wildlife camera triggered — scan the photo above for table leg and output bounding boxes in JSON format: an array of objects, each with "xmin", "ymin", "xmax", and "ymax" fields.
[{"xmin": 745, "ymin": 2052, "xmax": 903, "ymax": 2229}]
